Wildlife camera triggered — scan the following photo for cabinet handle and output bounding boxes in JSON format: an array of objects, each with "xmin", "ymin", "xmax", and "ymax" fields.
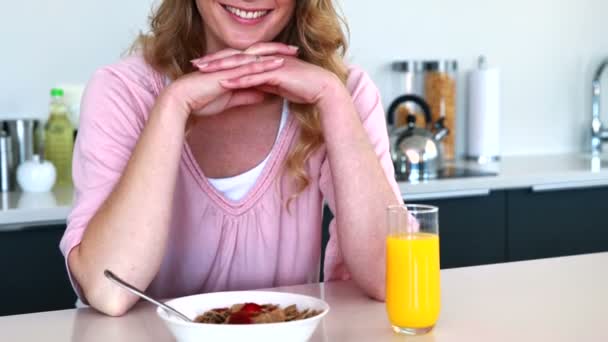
[
  {"xmin": 404, "ymin": 189, "xmax": 491, "ymax": 201},
  {"xmin": 532, "ymin": 180, "xmax": 608, "ymax": 193}
]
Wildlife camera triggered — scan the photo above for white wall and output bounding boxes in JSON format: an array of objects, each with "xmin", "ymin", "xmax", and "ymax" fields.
[
  {"xmin": 2, "ymin": 0, "xmax": 607, "ymax": 156},
  {"xmin": 0, "ymin": 0, "xmax": 154, "ymax": 119},
  {"xmin": 340, "ymin": 0, "xmax": 608, "ymax": 156}
]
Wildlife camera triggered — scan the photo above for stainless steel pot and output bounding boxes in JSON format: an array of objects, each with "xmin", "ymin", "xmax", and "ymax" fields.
[{"xmin": 1, "ymin": 119, "xmax": 42, "ymax": 189}]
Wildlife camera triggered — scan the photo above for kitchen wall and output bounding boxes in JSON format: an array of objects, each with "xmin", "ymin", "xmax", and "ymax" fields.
[
  {"xmin": 2, "ymin": 0, "xmax": 608, "ymax": 156},
  {"xmin": 340, "ymin": 0, "xmax": 608, "ymax": 156},
  {"xmin": 0, "ymin": 0, "xmax": 152, "ymax": 119}
]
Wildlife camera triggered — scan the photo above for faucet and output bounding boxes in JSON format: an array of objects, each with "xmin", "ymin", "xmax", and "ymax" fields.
[{"xmin": 591, "ymin": 59, "xmax": 608, "ymax": 154}]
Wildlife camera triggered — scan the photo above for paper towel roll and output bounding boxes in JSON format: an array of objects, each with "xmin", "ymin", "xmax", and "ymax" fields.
[{"xmin": 467, "ymin": 67, "xmax": 501, "ymax": 161}]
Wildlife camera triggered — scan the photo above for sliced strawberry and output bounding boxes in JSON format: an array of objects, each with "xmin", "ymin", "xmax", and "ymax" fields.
[
  {"xmin": 227, "ymin": 311, "xmax": 252, "ymax": 324},
  {"xmin": 240, "ymin": 303, "xmax": 263, "ymax": 315}
]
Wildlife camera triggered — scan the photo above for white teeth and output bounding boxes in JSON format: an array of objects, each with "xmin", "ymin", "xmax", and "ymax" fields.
[{"xmin": 224, "ymin": 5, "xmax": 269, "ymax": 20}]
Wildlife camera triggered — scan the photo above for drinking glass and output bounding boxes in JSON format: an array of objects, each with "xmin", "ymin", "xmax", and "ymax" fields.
[{"xmin": 386, "ymin": 204, "xmax": 440, "ymax": 335}]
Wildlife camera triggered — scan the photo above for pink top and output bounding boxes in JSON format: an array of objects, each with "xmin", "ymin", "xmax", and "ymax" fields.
[{"xmin": 59, "ymin": 56, "xmax": 401, "ymax": 301}]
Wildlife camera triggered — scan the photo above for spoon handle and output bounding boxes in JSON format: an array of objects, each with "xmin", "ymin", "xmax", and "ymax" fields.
[{"xmin": 104, "ymin": 270, "xmax": 192, "ymax": 322}]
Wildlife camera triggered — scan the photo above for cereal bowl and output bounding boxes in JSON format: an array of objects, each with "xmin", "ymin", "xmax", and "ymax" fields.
[{"xmin": 157, "ymin": 290, "xmax": 329, "ymax": 342}]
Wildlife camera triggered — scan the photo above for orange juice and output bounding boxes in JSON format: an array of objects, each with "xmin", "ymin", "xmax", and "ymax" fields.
[{"xmin": 386, "ymin": 233, "xmax": 440, "ymax": 329}]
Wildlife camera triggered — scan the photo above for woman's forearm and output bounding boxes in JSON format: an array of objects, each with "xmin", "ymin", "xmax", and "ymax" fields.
[
  {"xmin": 68, "ymin": 94, "xmax": 188, "ymax": 316},
  {"xmin": 318, "ymin": 85, "xmax": 400, "ymax": 300}
]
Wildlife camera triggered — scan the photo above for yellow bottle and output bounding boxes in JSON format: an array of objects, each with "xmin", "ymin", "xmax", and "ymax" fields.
[
  {"xmin": 386, "ymin": 233, "xmax": 441, "ymax": 330},
  {"xmin": 44, "ymin": 88, "xmax": 74, "ymax": 186}
]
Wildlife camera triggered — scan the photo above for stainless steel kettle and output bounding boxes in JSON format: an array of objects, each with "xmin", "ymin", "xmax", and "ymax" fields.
[{"xmin": 387, "ymin": 95, "xmax": 449, "ymax": 181}]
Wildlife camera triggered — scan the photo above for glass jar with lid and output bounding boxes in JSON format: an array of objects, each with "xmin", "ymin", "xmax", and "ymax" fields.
[
  {"xmin": 391, "ymin": 61, "xmax": 426, "ymax": 128},
  {"xmin": 422, "ymin": 60, "xmax": 458, "ymax": 160}
]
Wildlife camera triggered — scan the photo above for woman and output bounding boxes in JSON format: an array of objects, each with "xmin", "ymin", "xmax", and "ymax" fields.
[{"xmin": 60, "ymin": 0, "xmax": 401, "ymax": 316}]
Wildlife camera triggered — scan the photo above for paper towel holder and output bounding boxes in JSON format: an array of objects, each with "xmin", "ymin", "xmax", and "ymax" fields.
[{"xmin": 465, "ymin": 55, "xmax": 501, "ymax": 164}]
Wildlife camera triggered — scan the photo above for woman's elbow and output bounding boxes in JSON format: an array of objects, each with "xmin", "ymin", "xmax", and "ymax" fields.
[
  {"xmin": 354, "ymin": 275, "xmax": 385, "ymax": 302},
  {"xmin": 96, "ymin": 298, "xmax": 133, "ymax": 317},
  {"xmin": 366, "ymin": 283, "xmax": 386, "ymax": 302},
  {"xmin": 86, "ymin": 285, "xmax": 137, "ymax": 317},
  {"xmin": 69, "ymin": 249, "xmax": 137, "ymax": 317}
]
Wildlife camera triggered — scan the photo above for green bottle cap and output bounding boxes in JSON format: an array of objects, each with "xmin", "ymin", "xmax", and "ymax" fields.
[{"xmin": 51, "ymin": 88, "xmax": 64, "ymax": 97}]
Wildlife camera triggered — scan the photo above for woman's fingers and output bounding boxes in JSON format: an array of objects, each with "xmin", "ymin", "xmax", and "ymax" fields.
[
  {"xmin": 182, "ymin": 58, "xmax": 283, "ymax": 109},
  {"xmin": 244, "ymin": 42, "xmax": 299, "ymax": 56},
  {"xmin": 190, "ymin": 89, "xmax": 266, "ymax": 117},
  {"xmin": 208, "ymin": 57, "xmax": 285, "ymax": 80},
  {"xmin": 192, "ymin": 48, "xmax": 242, "ymax": 66},
  {"xmin": 220, "ymin": 72, "xmax": 279, "ymax": 89},
  {"xmin": 256, "ymin": 84, "xmax": 282, "ymax": 96},
  {"xmin": 195, "ymin": 54, "xmax": 283, "ymax": 73},
  {"xmin": 191, "ymin": 43, "xmax": 297, "ymax": 67},
  {"xmin": 220, "ymin": 73, "xmax": 293, "ymax": 101}
]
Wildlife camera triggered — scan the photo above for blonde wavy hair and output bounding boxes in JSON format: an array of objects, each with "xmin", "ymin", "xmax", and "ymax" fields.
[{"xmin": 135, "ymin": 0, "xmax": 349, "ymax": 195}]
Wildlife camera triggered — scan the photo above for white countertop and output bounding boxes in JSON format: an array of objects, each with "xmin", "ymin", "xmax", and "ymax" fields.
[
  {"xmin": 2, "ymin": 252, "xmax": 606, "ymax": 341},
  {"xmin": 401, "ymin": 153, "xmax": 608, "ymax": 200},
  {"xmin": 0, "ymin": 186, "xmax": 73, "ymax": 229},
  {"xmin": 3, "ymin": 153, "xmax": 608, "ymax": 227}
]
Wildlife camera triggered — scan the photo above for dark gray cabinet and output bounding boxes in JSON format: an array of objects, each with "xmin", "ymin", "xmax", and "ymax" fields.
[
  {"xmin": 321, "ymin": 186, "xmax": 608, "ymax": 279},
  {"xmin": 320, "ymin": 191, "xmax": 507, "ymax": 278},
  {"xmin": 418, "ymin": 191, "xmax": 507, "ymax": 269},
  {"xmin": 0, "ymin": 225, "xmax": 76, "ymax": 316},
  {"xmin": 507, "ymin": 187, "xmax": 608, "ymax": 261}
]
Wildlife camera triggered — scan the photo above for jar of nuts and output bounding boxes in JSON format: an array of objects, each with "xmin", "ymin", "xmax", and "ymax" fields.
[{"xmin": 423, "ymin": 60, "xmax": 458, "ymax": 160}]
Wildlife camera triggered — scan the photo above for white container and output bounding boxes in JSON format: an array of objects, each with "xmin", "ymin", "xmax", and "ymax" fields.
[
  {"xmin": 466, "ymin": 56, "xmax": 501, "ymax": 162},
  {"xmin": 157, "ymin": 291, "xmax": 329, "ymax": 342},
  {"xmin": 16, "ymin": 155, "xmax": 56, "ymax": 192}
]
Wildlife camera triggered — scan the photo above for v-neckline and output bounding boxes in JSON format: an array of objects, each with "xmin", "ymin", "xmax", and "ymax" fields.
[{"xmin": 182, "ymin": 111, "xmax": 297, "ymax": 216}]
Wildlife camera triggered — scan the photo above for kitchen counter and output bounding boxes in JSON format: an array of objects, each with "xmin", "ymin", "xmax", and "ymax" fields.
[
  {"xmin": 0, "ymin": 186, "xmax": 73, "ymax": 229},
  {"xmin": 401, "ymin": 153, "xmax": 608, "ymax": 200},
  {"xmin": 4, "ymin": 153, "xmax": 608, "ymax": 227},
  {"xmin": 2, "ymin": 252, "xmax": 606, "ymax": 341}
]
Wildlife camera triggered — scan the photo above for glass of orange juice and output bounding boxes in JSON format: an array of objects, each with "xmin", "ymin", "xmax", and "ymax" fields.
[{"xmin": 386, "ymin": 204, "xmax": 440, "ymax": 335}]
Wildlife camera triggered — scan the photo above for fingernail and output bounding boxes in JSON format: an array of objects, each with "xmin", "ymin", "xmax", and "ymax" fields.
[
  {"xmin": 272, "ymin": 58, "xmax": 285, "ymax": 64},
  {"xmin": 196, "ymin": 62, "xmax": 208, "ymax": 69},
  {"xmin": 289, "ymin": 45, "xmax": 299, "ymax": 51}
]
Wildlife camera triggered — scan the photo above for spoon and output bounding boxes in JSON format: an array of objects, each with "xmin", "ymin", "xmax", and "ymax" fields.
[{"xmin": 104, "ymin": 269, "xmax": 192, "ymax": 322}]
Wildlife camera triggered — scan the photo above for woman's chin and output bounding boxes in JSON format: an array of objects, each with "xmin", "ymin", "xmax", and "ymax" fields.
[{"xmin": 222, "ymin": 36, "xmax": 273, "ymax": 51}]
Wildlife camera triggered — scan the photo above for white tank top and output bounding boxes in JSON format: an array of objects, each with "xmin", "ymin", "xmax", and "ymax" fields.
[{"xmin": 207, "ymin": 101, "xmax": 289, "ymax": 201}]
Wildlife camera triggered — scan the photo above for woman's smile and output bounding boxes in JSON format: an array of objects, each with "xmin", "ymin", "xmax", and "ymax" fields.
[{"xmin": 220, "ymin": 3, "xmax": 273, "ymax": 25}]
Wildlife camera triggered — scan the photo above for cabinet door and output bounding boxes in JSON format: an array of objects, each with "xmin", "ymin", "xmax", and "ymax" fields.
[
  {"xmin": 508, "ymin": 187, "xmax": 608, "ymax": 261},
  {"xmin": 417, "ymin": 191, "xmax": 507, "ymax": 269},
  {"xmin": 320, "ymin": 191, "xmax": 508, "ymax": 276},
  {"xmin": 0, "ymin": 225, "xmax": 76, "ymax": 316}
]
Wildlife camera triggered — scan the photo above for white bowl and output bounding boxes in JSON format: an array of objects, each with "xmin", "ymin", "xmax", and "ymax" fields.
[{"xmin": 157, "ymin": 291, "xmax": 329, "ymax": 342}]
